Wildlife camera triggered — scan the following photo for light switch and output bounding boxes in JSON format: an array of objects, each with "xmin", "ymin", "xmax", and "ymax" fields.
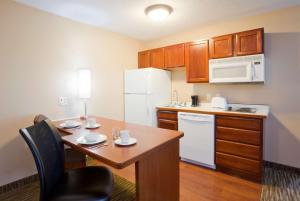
[{"xmin": 58, "ymin": 97, "xmax": 68, "ymax": 106}]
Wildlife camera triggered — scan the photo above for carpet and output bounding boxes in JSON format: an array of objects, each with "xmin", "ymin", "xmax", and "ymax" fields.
[
  {"xmin": 260, "ymin": 162, "xmax": 300, "ymax": 201},
  {"xmin": 0, "ymin": 174, "xmax": 136, "ymax": 201},
  {"xmin": 1, "ymin": 161, "xmax": 299, "ymax": 201}
]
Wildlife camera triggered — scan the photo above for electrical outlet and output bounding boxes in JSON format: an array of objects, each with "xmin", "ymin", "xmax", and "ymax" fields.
[{"xmin": 58, "ymin": 97, "xmax": 68, "ymax": 106}]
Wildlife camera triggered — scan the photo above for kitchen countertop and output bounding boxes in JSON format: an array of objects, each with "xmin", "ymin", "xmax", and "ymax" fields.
[{"xmin": 157, "ymin": 103, "xmax": 270, "ymax": 119}]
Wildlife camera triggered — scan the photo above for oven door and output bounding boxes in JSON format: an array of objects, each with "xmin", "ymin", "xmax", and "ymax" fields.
[{"xmin": 209, "ymin": 62, "xmax": 252, "ymax": 83}]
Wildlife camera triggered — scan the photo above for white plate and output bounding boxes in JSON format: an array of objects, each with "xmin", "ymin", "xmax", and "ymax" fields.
[
  {"xmin": 60, "ymin": 121, "xmax": 82, "ymax": 128},
  {"xmin": 85, "ymin": 123, "xmax": 101, "ymax": 129},
  {"xmin": 76, "ymin": 133, "xmax": 107, "ymax": 145},
  {"xmin": 114, "ymin": 138, "xmax": 137, "ymax": 146}
]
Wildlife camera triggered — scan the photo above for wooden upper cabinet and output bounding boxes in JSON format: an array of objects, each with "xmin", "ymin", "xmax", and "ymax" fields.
[
  {"xmin": 185, "ymin": 40, "xmax": 209, "ymax": 83},
  {"xmin": 138, "ymin": 51, "xmax": 150, "ymax": 68},
  {"xmin": 150, "ymin": 48, "xmax": 164, "ymax": 68},
  {"xmin": 164, "ymin": 43, "xmax": 185, "ymax": 68},
  {"xmin": 209, "ymin": 34, "xmax": 233, "ymax": 59},
  {"xmin": 235, "ymin": 28, "xmax": 264, "ymax": 56}
]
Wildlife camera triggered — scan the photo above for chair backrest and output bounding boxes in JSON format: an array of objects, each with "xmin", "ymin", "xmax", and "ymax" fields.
[
  {"xmin": 33, "ymin": 114, "xmax": 48, "ymax": 125},
  {"xmin": 20, "ymin": 119, "xmax": 65, "ymax": 200}
]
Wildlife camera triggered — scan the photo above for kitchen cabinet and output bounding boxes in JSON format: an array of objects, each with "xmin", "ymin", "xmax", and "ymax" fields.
[
  {"xmin": 215, "ymin": 115, "xmax": 263, "ymax": 182},
  {"xmin": 150, "ymin": 48, "xmax": 164, "ymax": 69},
  {"xmin": 157, "ymin": 107, "xmax": 267, "ymax": 182},
  {"xmin": 164, "ymin": 43, "xmax": 185, "ymax": 68},
  {"xmin": 138, "ymin": 48, "xmax": 164, "ymax": 69},
  {"xmin": 138, "ymin": 50, "xmax": 150, "ymax": 68},
  {"xmin": 209, "ymin": 34, "xmax": 234, "ymax": 59},
  {"xmin": 138, "ymin": 27, "xmax": 264, "ymax": 82},
  {"xmin": 235, "ymin": 28, "xmax": 264, "ymax": 56},
  {"xmin": 185, "ymin": 40, "xmax": 209, "ymax": 83},
  {"xmin": 157, "ymin": 110, "xmax": 178, "ymax": 130}
]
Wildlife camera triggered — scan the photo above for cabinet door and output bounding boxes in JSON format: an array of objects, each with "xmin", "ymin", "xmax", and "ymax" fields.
[
  {"xmin": 164, "ymin": 44, "xmax": 185, "ymax": 68},
  {"xmin": 158, "ymin": 119, "xmax": 178, "ymax": 130},
  {"xmin": 209, "ymin": 34, "xmax": 233, "ymax": 59},
  {"xmin": 185, "ymin": 40, "xmax": 209, "ymax": 83},
  {"xmin": 138, "ymin": 51, "xmax": 150, "ymax": 68},
  {"xmin": 150, "ymin": 48, "xmax": 164, "ymax": 68},
  {"xmin": 235, "ymin": 28, "xmax": 264, "ymax": 56}
]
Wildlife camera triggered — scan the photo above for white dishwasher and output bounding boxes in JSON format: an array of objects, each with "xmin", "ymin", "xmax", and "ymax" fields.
[{"xmin": 178, "ymin": 112, "xmax": 215, "ymax": 169}]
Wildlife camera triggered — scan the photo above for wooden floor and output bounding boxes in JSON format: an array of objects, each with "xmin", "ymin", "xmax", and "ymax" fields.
[{"xmin": 94, "ymin": 160, "xmax": 262, "ymax": 201}]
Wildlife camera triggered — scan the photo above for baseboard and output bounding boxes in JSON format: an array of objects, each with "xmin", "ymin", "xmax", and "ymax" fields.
[
  {"xmin": 1, "ymin": 161, "xmax": 298, "ymax": 195},
  {"xmin": 263, "ymin": 160, "xmax": 300, "ymax": 172},
  {"xmin": 0, "ymin": 174, "xmax": 38, "ymax": 195}
]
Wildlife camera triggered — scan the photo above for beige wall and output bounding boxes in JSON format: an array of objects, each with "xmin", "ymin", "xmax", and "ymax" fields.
[
  {"xmin": 0, "ymin": 0, "xmax": 141, "ymax": 186},
  {"xmin": 143, "ymin": 6, "xmax": 300, "ymax": 168},
  {"xmin": 1, "ymin": 0, "xmax": 300, "ymax": 187}
]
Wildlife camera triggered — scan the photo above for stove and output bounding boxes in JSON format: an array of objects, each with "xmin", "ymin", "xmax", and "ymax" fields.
[{"xmin": 227, "ymin": 107, "xmax": 257, "ymax": 113}]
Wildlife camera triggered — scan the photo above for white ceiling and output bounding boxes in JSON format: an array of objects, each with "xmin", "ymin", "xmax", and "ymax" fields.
[{"xmin": 15, "ymin": 0, "xmax": 300, "ymax": 41}]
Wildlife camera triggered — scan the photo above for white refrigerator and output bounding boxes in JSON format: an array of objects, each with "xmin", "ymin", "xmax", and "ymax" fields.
[{"xmin": 124, "ymin": 68, "xmax": 171, "ymax": 127}]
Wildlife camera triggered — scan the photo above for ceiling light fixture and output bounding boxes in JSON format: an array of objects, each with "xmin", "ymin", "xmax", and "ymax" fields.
[{"xmin": 145, "ymin": 4, "xmax": 173, "ymax": 21}]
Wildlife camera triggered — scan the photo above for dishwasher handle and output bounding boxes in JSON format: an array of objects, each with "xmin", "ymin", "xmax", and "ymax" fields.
[{"xmin": 178, "ymin": 113, "xmax": 214, "ymax": 122}]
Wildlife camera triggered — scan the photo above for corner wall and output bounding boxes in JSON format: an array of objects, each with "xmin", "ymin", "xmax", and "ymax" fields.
[
  {"xmin": 0, "ymin": 0, "xmax": 141, "ymax": 186},
  {"xmin": 142, "ymin": 6, "xmax": 300, "ymax": 168}
]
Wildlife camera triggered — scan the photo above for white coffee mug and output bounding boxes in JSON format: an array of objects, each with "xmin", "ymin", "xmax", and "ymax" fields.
[
  {"xmin": 120, "ymin": 130, "xmax": 130, "ymax": 144},
  {"xmin": 87, "ymin": 118, "xmax": 96, "ymax": 127}
]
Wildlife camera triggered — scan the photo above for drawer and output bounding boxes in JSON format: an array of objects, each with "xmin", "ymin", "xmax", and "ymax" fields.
[
  {"xmin": 216, "ymin": 139, "xmax": 261, "ymax": 160},
  {"xmin": 158, "ymin": 119, "xmax": 178, "ymax": 130},
  {"xmin": 157, "ymin": 110, "xmax": 178, "ymax": 120},
  {"xmin": 216, "ymin": 126, "xmax": 261, "ymax": 145},
  {"xmin": 216, "ymin": 116, "xmax": 262, "ymax": 131},
  {"xmin": 216, "ymin": 152, "xmax": 261, "ymax": 174}
]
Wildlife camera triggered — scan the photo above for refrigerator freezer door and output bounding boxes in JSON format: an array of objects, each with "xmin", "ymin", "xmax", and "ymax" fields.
[
  {"xmin": 124, "ymin": 68, "xmax": 171, "ymax": 127},
  {"xmin": 124, "ymin": 94, "xmax": 152, "ymax": 126},
  {"xmin": 124, "ymin": 69, "xmax": 149, "ymax": 94}
]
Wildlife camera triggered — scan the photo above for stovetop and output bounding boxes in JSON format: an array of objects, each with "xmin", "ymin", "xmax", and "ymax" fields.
[{"xmin": 227, "ymin": 107, "xmax": 257, "ymax": 113}]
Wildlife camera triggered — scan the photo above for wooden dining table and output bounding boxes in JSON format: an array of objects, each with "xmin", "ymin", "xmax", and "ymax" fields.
[{"xmin": 54, "ymin": 116, "xmax": 184, "ymax": 201}]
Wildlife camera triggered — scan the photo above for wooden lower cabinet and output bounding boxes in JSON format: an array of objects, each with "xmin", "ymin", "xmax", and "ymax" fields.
[
  {"xmin": 216, "ymin": 127, "xmax": 261, "ymax": 145},
  {"xmin": 216, "ymin": 152, "xmax": 262, "ymax": 180},
  {"xmin": 216, "ymin": 116, "xmax": 262, "ymax": 131},
  {"xmin": 158, "ymin": 119, "xmax": 178, "ymax": 130},
  {"xmin": 156, "ymin": 109, "xmax": 265, "ymax": 182},
  {"xmin": 157, "ymin": 110, "xmax": 178, "ymax": 130},
  {"xmin": 215, "ymin": 116, "xmax": 263, "ymax": 182},
  {"xmin": 216, "ymin": 139, "xmax": 261, "ymax": 160}
]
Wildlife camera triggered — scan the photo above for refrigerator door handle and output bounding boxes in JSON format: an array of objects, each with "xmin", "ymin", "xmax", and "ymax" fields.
[
  {"xmin": 146, "ymin": 94, "xmax": 153, "ymax": 117},
  {"xmin": 146, "ymin": 95, "xmax": 150, "ymax": 115}
]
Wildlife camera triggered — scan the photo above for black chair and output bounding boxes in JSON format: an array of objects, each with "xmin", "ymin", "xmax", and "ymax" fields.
[
  {"xmin": 33, "ymin": 114, "xmax": 86, "ymax": 169},
  {"xmin": 20, "ymin": 119, "xmax": 114, "ymax": 201}
]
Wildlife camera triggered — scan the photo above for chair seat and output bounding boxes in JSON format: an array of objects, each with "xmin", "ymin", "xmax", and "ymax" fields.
[{"xmin": 48, "ymin": 166, "xmax": 114, "ymax": 201}]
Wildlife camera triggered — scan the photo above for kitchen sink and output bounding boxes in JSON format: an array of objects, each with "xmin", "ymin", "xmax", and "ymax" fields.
[{"xmin": 165, "ymin": 103, "xmax": 186, "ymax": 108}]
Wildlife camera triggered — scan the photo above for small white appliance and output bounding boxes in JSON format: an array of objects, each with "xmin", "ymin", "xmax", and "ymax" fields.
[
  {"xmin": 178, "ymin": 112, "xmax": 215, "ymax": 169},
  {"xmin": 209, "ymin": 54, "xmax": 265, "ymax": 83},
  {"xmin": 124, "ymin": 68, "xmax": 171, "ymax": 126},
  {"xmin": 211, "ymin": 96, "xmax": 228, "ymax": 110}
]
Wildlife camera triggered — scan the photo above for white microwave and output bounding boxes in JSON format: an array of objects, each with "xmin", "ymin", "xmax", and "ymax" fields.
[{"xmin": 209, "ymin": 54, "xmax": 265, "ymax": 83}]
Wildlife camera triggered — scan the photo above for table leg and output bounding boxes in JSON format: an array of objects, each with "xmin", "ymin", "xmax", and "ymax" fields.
[{"xmin": 135, "ymin": 140, "xmax": 180, "ymax": 201}]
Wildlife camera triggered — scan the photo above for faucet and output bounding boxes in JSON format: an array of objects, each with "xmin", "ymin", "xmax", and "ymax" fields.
[{"xmin": 172, "ymin": 90, "xmax": 179, "ymax": 105}]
